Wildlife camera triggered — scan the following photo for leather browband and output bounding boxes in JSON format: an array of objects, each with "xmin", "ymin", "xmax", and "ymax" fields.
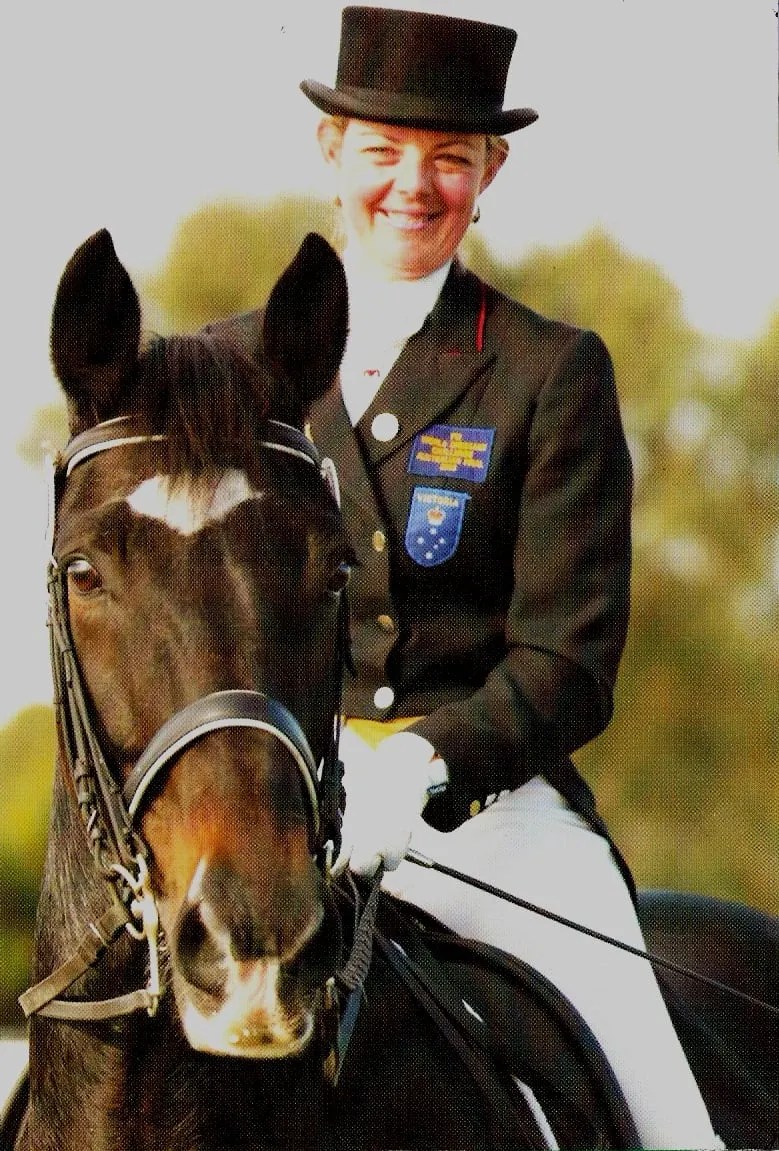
[{"xmin": 58, "ymin": 416, "xmax": 321, "ymax": 478}]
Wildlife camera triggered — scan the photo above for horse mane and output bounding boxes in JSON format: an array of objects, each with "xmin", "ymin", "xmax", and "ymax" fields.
[{"xmin": 129, "ymin": 328, "xmax": 279, "ymax": 480}]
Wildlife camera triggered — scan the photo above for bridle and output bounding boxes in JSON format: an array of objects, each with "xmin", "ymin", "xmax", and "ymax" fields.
[{"xmin": 21, "ymin": 415, "xmax": 350, "ymax": 1023}]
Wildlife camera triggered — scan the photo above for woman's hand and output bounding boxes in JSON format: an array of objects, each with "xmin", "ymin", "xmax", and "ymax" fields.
[{"xmin": 335, "ymin": 729, "xmax": 447, "ymax": 877}]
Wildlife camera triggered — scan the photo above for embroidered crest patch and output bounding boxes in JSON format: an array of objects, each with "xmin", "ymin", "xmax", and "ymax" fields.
[
  {"xmin": 408, "ymin": 424, "xmax": 495, "ymax": 483},
  {"xmin": 405, "ymin": 486, "xmax": 470, "ymax": 567}
]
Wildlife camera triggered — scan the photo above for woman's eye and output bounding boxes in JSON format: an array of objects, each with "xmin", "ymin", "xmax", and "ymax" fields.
[
  {"xmin": 327, "ymin": 561, "xmax": 352, "ymax": 594},
  {"xmin": 66, "ymin": 558, "xmax": 103, "ymax": 597},
  {"xmin": 437, "ymin": 153, "xmax": 472, "ymax": 170}
]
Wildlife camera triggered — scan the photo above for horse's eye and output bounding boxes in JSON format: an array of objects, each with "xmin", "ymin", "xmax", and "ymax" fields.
[
  {"xmin": 327, "ymin": 561, "xmax": 352, "ymax": 594},
  {"xmin": 66, "ymin": 558, "xmax": 103, "ymax": 597}
]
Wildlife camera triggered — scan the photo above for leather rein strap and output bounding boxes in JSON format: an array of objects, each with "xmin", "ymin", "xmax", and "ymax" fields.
[{"xmin": 22, "ymin": 415, "xmax": 347, "ymax": 1022}]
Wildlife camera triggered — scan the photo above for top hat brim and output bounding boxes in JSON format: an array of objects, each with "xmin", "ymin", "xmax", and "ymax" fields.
[{"xmin": 300, "ymin": 79, "xmax": 538, "ymax": 135}]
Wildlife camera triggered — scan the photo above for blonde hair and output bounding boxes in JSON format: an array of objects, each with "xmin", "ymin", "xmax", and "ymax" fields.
[{"xmin": 486, "ymin": 134, "xmax": 510, "ymax": 162}]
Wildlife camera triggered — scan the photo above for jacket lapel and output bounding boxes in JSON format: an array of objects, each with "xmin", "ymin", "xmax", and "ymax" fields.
[
  {"xmin": 306, "ymin": 370, "xmax": 383, "ymax": 532},
  {"xmin": 308, "ymin": 262, "xmax": 495, "ymax": 489},
  {"xmin": 356, "ymin": 263, "xmax": 496, "ymax": 469}
]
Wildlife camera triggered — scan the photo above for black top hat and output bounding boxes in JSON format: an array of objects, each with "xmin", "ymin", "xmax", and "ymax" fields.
[{"xmin": 301, "ymin": 7, "xmax": 538, "ymax": 134}]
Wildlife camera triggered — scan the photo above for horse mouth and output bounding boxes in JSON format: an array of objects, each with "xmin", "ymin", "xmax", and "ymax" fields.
[
  {"xmin": 225, "ymin": 1010, "xmax": 315, "ymax": 1058},
  {"xmin": 176, "ymin": 958, "xmax": 318, "ymax": 1060},
  {"xmin": 182, "ymin": 1001, "xmax": 316, "ymax": 1059}
]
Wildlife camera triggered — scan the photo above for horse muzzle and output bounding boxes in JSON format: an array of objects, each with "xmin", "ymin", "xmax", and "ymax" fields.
[{"xmin": 167, "ymin": 857, "xmax": 342, "ymax": 1059}]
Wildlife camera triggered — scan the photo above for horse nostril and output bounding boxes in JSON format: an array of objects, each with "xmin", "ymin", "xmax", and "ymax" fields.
[
  {"xmin": 230, "ymin": 915, "xmax": 275, "ymax": 964},
  {"xmin": 175, "ymin": 900, "xmax": 229, "ymax": 998},
  {"xmin": 173, "ymin": 864, "xmax": 335, "ymax": 999},
  {"xmin": 174, "ymin": 889, "xmax": 278, "ymax": 993}
]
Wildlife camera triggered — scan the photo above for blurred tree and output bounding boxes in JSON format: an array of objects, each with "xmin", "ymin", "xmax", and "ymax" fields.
[
  {"xmin": 0, "ymin": 705, "xmax": 55, "ymax": 1022},
  {"xmin": 17, "ymin": 403, "xmax": 69, "ymax": 468},
  {"xmin": 463, "ymin": 227, "xmax": 778, "ymax": 907},
  {"xmin": 142, "ymin": 196, "xmax": 334, "ymax": 332}
]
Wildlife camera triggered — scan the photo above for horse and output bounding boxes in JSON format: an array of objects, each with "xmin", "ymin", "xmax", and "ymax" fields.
[{"xmin": 2, "ymin": 229, "xmax": 778, "ymax": 1151}]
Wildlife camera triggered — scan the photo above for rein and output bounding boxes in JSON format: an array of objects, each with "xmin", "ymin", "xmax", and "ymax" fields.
[{"xmin": 22, "ymin": 416, "xmax": 350, "ymax": 1024}]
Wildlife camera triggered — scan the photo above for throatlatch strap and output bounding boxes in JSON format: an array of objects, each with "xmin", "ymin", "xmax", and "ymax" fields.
[{"xmin": 30, "ymin": 988, "xmax": 158, "ymax": 1022}]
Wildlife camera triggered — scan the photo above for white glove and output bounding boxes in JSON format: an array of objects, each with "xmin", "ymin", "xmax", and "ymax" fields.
[{"xmin": 335, "ymin": 729, "xmax": 448, "ymax": 877}]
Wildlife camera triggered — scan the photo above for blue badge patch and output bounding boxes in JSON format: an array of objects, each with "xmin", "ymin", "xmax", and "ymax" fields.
[
  {"xmin": 408, "ymin": 424, "xmax": 495, "ymax": 483},
  {"xmin": 405, "ymin": 486, "xmax": 470, "ymax": 567}
]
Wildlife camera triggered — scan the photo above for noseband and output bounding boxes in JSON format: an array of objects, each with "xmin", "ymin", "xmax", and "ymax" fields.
[
  {"xmin": 122, "ymin": 689, "xmax": 321, "ymax": 836},
  {"xmin": 22, "ymin": 415, "xmax": 349, "ymax": 1022}
]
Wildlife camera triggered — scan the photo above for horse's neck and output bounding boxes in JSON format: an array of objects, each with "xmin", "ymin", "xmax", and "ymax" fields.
[
  {"xmin": 28, "ymin": 763, "xmax": 159, "ymax": 1147},
  {"xmin": 26, "ymin": 1023, "xmax": 130, "ymax": 1151},
  {"xmin": 28, "ymin": 1019, "xmax": 328, "ymax": 1151}
]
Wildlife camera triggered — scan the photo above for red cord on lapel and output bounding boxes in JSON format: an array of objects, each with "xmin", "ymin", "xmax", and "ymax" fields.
[{"xmin": 476, "ymin": 283, "xmax": 487, "ymax": 353}]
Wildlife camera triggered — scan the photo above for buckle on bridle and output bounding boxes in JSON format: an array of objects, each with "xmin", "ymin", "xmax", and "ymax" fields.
[{"xmin": 110, "ymin": 855, "xmax": 161, "ymax": 1017}]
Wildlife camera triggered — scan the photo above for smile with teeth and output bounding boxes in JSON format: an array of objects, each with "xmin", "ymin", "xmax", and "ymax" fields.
[{"xmin": 380, "ymin": 209, "xmax": 437, "ymax": 230}]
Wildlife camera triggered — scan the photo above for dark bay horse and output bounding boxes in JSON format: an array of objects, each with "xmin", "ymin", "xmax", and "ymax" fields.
[
  {"xmin": 5, "ymin": 229, "xmax": 577, "ymax": 1151},
  {"xmin": 2, "ymin": 230, "xmax": 778, "ymax": 1151}
]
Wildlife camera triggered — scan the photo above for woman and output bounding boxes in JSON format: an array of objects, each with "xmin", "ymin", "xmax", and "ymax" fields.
[{"xmin": 299, "ymin": 8, "xmax": 721, "ymax": 1147}]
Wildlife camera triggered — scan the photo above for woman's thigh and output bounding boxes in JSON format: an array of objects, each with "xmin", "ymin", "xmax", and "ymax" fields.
[
  {"xmin": 382, "ymin": 779, "xmax": 719, "ymax": 1148},
  {"xmin": 385, "ymin": 775, "xmax": 644, "ymax": 949}
]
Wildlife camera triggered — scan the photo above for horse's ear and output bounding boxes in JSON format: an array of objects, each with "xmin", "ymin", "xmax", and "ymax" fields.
[
  {"xmin": 50, "ymin": 229, "xmax": 141, "ymax": 425},
  {"xmin": 262, "ymin": 233, "xmax": 348, "ymax": 413}
]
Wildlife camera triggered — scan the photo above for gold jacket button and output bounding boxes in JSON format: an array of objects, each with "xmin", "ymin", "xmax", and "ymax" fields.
[
  {"xmin": 377, "ymin": 614, "xmax": 395, "ymax": 633},
  {"xmin": 372, "ymin": 530, "xmax": 386, "ymax": 553},
  {"xmin": 371, "ymin": 412, "xmax": 399, "ymax": 442},
  {"xmin": 373, "ymin": 686, "xmax": 395, "ymax": 711},
  {"xmin": 469, "ymin": 799, "xmax": 482, "ymax": 818}
]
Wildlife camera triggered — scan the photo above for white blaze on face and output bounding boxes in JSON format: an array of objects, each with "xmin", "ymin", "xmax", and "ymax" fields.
[{"xmin": 127, "ymin": 469, "xmax": 261, "ymax": 534}]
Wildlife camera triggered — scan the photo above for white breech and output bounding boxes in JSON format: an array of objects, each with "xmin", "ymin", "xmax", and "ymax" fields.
[{"xmin": 381, "ymin": 775, "xmax": 720, "ymax": 1151}]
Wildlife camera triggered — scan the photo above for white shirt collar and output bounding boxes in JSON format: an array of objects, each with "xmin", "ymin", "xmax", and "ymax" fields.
[
  {"xmin": 338, "ymin": 251, "xmax": 452, "ymax": 426},
  {"xmin": 342, "ymin": 250, "xmax": 452, "ymax": 346}
]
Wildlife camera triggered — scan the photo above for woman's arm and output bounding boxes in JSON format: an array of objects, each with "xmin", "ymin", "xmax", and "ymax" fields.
[{"xmin": 412, "ymin": 328, "xmax": 633, "ymax": 827}]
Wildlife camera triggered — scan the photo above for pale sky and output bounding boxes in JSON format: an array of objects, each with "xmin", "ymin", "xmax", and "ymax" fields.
[{"xmin": 0, "ymin": 0, "xmax": 777, "ymax": 723}]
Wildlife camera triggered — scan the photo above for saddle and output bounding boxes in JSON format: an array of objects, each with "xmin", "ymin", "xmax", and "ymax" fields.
[
  {"xmin": 640, "ymin": 890, "xmax": 779, "ymax": 1149},
  {"xmin": 364, "ymin": 889, "xmax": 779, "ymax": 1151},
  {"xmin": 363, "ymin": 893, "xmax": 641, "ymax": 1150}
]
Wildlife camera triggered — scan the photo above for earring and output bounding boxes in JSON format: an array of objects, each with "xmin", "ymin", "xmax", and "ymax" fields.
[{"xmin": 471, "ymin": 205, "xmax": 481, "ymax": 224}]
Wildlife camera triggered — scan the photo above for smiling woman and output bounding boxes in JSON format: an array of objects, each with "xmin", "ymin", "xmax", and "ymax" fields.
[
  {"xmin": 289, "ymin": 7, "xmax": 725, "ymax": 1147},
  {"xmin": 317, "ymin": 119, "xmax": 507, "ymax": 280}
]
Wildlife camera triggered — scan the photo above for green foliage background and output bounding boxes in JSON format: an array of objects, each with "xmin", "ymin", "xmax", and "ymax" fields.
[{"xmin": 3, "ymin": 195, "xmax": 777, "ymax": 1020}]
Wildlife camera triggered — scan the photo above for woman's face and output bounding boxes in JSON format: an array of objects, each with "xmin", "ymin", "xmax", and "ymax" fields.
[{"xmin": 319, "ymin": 119, "xmax": 506, "ymax": 280}]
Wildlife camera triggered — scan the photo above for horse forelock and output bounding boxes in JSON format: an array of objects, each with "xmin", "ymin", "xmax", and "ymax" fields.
[{"xmin": 128, "ymin": 330, "xmax": 279, "ymax": 481}]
